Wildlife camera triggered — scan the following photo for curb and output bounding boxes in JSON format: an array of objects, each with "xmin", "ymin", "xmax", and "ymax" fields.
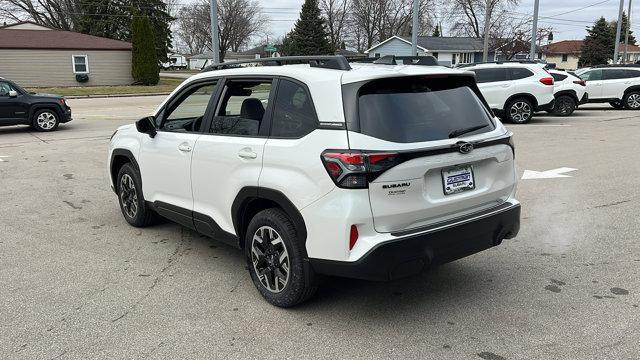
[{"xmin": 66, "ymin": 92, "xmax": 171, "ymax": 99}]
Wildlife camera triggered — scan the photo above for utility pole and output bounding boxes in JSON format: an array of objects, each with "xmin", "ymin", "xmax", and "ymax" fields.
[
  {"xmin": 209, "ymin": 0, "xmax": 220, "ymax": 64},
  {"xmin": 530, "ymin": 0, "xmax": 540, "ymax": 60},
  {"xmin": 411, "ymin": 0, "xmax": 419, "ymax": 56},
  {"xmin": 623, "ymin": 0, "xmax": 633, "ymax": 63},
  {"xmin": 482, "ymin": 0, "xmax": 492, "ymax": 62},
  {"xmin": 614, "ymin": 0, "xmax": 625, "ymax": 63}
]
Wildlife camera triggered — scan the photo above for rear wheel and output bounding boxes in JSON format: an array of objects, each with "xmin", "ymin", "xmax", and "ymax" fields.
[
  {"xmin": 245, "ymin": 208, "xmax": 318, "ymax": 307},
  {"xmin": 623, "ymin": 92, "xmax": 640, "ymax": 110},
  {"xmin": 31, "ymin": 109, "xmax": 59, "ymax": 132},
  {"xmin": 116, "ymin": 163, "xmax": 158, "ymax": 227},
  {"xmin": 506, "ymin": 98, "xmax": 534, "ymax": 124},
  {"xmin": 552, "ymin": 95, "xmax": 576, "ymax": 116}
]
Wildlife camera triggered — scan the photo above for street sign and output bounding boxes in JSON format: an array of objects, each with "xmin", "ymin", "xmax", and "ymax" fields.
[{"xmin": 265, "ymin": 46, "xmax": 277, "ymax": 52}]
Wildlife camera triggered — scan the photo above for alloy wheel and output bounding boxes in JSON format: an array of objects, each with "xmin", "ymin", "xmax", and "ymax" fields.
[
  {"xmin": 36, "ymin": 111, "xmax": 57, "ymax": 130},
  {"xmin": 251, "ymin": 226, "xmax": 290, "ymax": 293},
  {"xmin": 556, "ymin": 99, "xmax": 573, "ymax": 116},
  {"xmin": 627, "ymin": 93, "xmax": 640, "ymax": 109},
  {"xmin": 119, "ymin": 174, "xmax": 138, "ymax": 218},
  {"xmin": 510, "ymin": 101, "xmax": 532, "ymax": 122}
]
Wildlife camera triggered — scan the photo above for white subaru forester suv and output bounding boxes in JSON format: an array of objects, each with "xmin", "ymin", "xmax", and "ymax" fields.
[{"xmin": 108, "ymin": 56, "xmax": 521, "ymax": 307}]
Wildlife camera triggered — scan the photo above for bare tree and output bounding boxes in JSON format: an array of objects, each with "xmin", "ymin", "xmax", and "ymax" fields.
[
  {"xmin": 0, "ymin": 0, "xmax": 79, "ymax": 30},
  {"xmin": 174, "ymin": 0, "xmax": 267, "ymax": 60},
  {"xmin": 320, "ymin": 0, "xmax": 349, "ymax": 51},
  {"xmin": 447, "ymin": 0, "xmax": 518, "ymax": 38}
]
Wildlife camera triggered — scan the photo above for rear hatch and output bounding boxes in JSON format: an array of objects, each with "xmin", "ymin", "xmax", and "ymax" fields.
[{"xmin": 342, "ymin": 75, "xmax": 516, "ymax": 233}]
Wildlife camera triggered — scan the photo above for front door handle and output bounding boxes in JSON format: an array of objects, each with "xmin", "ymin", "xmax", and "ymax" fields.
[
  {"xmin": 178, "ymin": 143, "xmax": 192, "ymax": 152},
  {"xmin": 238, "ymin": 148, "xmax": 257, "ymax": 159}
]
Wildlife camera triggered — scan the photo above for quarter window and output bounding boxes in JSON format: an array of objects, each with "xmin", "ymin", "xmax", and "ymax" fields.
[
  {"xmin": 551, "ymin": 73, "xmax": 568, "ymax": 82},
  {"xmin": 72, "ymin": 55, "xmax": 89, "ymax": 73},
  {"xmin": 626, "ymin": 70, "xmax": 640, "ymax": 78},
  {"xmin": 210, "ymin": 80, "xmax": 273, "ymax": 136},
  {"xmin": 161, "ymin": 81, "xmax": 218, "ymax": 132},
  {"xmin": 509, "ymin": 67, "xmax": 534, "ymax": 80},
  {"xmin": 603, "ymin": 69, "xmax": 628, "ymax": 80},
  {"xmin": 271, "ymin": 80, "xmax": 318, "ymax": 138},
  {"xmin": 472, "ymin": 68, "xmax": 509, "ymax": 83}
]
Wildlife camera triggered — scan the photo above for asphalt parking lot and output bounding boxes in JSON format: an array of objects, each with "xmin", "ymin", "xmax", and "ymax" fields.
[{"xmin": 1, "ymin": 96, "xmax": 638, "ymax": 359}]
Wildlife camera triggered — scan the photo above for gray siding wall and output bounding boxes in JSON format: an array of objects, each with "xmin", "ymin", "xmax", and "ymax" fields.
[
  {"xmin": 0, "ymin": 49, "xmax": 133, "ymax": 87},
  {"xmin": 368, "ymin": 38, "xmax": 414, "ymax": 57}
]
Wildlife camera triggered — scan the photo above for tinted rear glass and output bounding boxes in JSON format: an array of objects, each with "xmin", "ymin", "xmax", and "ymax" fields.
[
  {"xmin": 355, "ymin": 77, "xmax": 495, "ymax": 143},
  {"xmin": 472, "ymin": 68, "xmax": 509, "ymax": 83},
  {"xmin": 510, "ymin": 67, "xmax": 534, "ymax": 80}
]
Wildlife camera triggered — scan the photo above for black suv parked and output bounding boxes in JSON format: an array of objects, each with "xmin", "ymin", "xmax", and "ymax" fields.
[{"xmin": 0, "ymin": 78, "xmax": 72, "ymax": 131}]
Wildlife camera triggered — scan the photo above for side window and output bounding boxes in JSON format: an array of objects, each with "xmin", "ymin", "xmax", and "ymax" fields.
[
  {"xmin": 0, "ymin": 82, "xmax": 14, "ymax": 97},
  {"xmin": 625, "ymin": 70, "xmax": 640, "ymax": 78},
  {"xmin": 551, "ymin": 73, "xmax": 568, "ymax": 82},
  {"xmin": 161, "ymin": 81, "xmax": 218, "ymax": 132},
  {"xmin": 580, "ymin": 70, "xmax": 602, "ymax": 81},
  {"xmin": 603, "ymin": 69, "xmax": 627, "ymax": 80},
  {"xmin": 210, "ymin": 80, "xmax": 273, "ymax": 136},
  {"xmin": 271, "ymin": 79, "xmax": 318, "ymax": 138},
  {"xmin": 509, "ymin": 67, "xmax": 534, "ymax": 80},
  {"xmin": 473, "ymin": 68, "xmax": 508, "ymax": 83}
]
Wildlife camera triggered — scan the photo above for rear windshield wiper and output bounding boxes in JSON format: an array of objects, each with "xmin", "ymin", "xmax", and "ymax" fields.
[{"xmin": 448, "ymin": 124, "xmax": 489, "ymax": 138}]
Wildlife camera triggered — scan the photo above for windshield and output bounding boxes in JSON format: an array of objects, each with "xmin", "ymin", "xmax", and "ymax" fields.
[{"xmin": 353, "ymin": 76, "xmax": 495, "ymax": 143}]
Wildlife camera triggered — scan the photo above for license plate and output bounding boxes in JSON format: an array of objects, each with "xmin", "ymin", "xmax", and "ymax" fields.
[{"xmin": 442, "ymin": 165, "xmax": 475, "ymax": 195}]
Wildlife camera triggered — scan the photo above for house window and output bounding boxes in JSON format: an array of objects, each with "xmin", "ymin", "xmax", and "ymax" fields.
[
  {"xmin": 561, "ymin": 54, "xmax": 568, "ymax": 62},
  {"xmin": 72, "ymin": 55, "xmax": 89, "ymax": 73},
  {"xmin": 457, "ymin": 53, "xmax": 472, "ymax": 64}
]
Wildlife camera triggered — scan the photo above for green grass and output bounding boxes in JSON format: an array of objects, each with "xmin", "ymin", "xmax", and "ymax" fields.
[{"xmin": 26, "ymin": 77, "xmax": 184, "ymax": 97}]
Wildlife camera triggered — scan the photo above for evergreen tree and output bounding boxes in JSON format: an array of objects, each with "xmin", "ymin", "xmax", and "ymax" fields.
[
  {"xmin": 580, "ymin": 17, "xmax": 615, "ymax": 67},
  {"xmin": 609, "ymin": 12, "xmax": 636, "ymax": 46},
  {"xmin": 284, "ymin": 0, "xmax": 332, "ymax": 55},
  {"xmin": 131, "ymin": 14, "xmax": 159, "ymax": 85},
  {"xmin": 432, "ymin": 25, "xmax": 441, "ymax": 37}
]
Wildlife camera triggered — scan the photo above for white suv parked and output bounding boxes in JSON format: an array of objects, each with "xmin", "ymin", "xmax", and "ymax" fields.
[
  {"xmin": 462, "ymin": 62, "xmax": 556, "ymax": 123},
  {"xmin": 575, "ymin": 65, "xmax": 640, "ymax": 110},
  {"xmin": 108, "ymin": 56, "xmax": 521, "ymax": 307},
  {"xmin": 548, "ymin": 69, "xmax": 588, "ymax": 116}
]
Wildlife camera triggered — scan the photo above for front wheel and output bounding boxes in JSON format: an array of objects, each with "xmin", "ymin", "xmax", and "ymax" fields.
[
  {"xmin": 623, "ymin": 92, "xmax": 640, "ymax": 110},
  {"xmin": 116, "ymin": 163, "xmax": 158, "ymax": 227},
  {"xmin": 32, "ymin": 109, "xmax": 59, "ymax": 132},
  {"xmin": 245, "ymin": 208, "xmax": 318, "ymax": 307},
  {"xmin": 553, "ymin": 95, "xmax": 577, "ymax": 116},
  {"xmin": 506, "ymin": 98, "xmax": 534, "ymax": 124}
]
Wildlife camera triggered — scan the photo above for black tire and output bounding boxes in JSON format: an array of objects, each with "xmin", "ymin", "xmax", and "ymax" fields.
[
  {"xmin": 245, "ymin": 208, "xmax": 318, "ymax": 307},
  {"xmin": 623, "ymin": 91, "xmax": 640, "ymax": 110},
  {"xmin": 552, "ymin": 95, "xmax": 576, "ymax": 116},
  {"xmin": 609, "ymin": 100, "xmax": 624, "ymax": 109},
  {"xmin": 31, "ymin": 109, "xmax": 60, "ymax": 132},
  {"xmin": 505, "ymin": 97, "xmax": 534, "ymax": 124},
  {"xmin": 116, "ymin": 163, "xmax": 158, "ymax": 227}
]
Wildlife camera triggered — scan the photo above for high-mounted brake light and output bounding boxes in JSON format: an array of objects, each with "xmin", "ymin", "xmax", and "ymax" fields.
[
  {"xmin": 573, "ymin": 80, "xmax": 586, "ymax": 86},
  {"xmin": 321, "ymin": 151, "xmax": 401, "ymax": 189},
  {"xmin": 539, "ymin": 77, "xmax": 554, "ymax": 86}
]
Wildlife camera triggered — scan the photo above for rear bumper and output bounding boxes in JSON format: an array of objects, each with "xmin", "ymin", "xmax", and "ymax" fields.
[
  {"xmin": 61, "ymin": 107, "xmax": 73, "ymax": 123},
  {"xmin": 310, "ymin": 202, "xmax": 521, "ymax": 281},
  {"xmin": 536, "ymin": 99, "xmax": 555, "ymax": 112}
]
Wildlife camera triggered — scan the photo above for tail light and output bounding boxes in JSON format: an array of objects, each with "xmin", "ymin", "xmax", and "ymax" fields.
[
  {"xmin": 539, "ymin": 77, "xmax": 554, "ymax": 86},
  {"xmin": 349, "ymin": 225, "xmax": 359, "ymax": 250},
  {"xmin": 573, "ymin": 80, "xmax": 586, "ymax": 86},
  {"xmin": 58, "ymin": 98, "xmax": 65, "ymax": 106},
  {"xmin": 321, "ymin": 150, "xmax": 400, "ymax": 189}
]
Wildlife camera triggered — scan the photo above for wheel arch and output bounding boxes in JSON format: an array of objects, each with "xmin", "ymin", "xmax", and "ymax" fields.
[
  {"xmin": 110, "ymin": 149, "xmax": 140, "ymax": 193},
  {"xmin": 503, "ymin": 93, "xmax": 538, "ymax": 110},
  {"xmin": 232, "ymin": 187, "xmax": 307, "ymax": 251},
  {"xmin": 554, "ymin": 90, "xmax": 578, "ymax": 103},
  {"xmin": 623, "ymin": 85, "xmax": 640, "ymax": 96},
  {"xmin": 29, "ymin": 103, "xmax": 63, "ymax": 121}
]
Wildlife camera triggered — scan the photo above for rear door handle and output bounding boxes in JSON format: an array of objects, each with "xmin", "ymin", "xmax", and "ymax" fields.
[
  {"xmin": 178, "ymin": 143, "xmax": 192, "ymax": 152},
  {"xmin": 238, "ymin": 148, "xmax": 257, "ymax": 159}
]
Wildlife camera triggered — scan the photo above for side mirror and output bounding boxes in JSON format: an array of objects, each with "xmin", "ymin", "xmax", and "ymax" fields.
[
  {"xmin": 136, "ymin": 116, "xmax": 157, "ymax": 138},
  {"xmin": 8, "ymin": 90, "xmax": 18, "ymax": 97}
]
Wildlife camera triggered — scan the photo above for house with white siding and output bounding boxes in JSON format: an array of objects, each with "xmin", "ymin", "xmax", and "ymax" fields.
[{"xmin": 0, "ymin": 21, "xmax": 133, "ymax": 87}]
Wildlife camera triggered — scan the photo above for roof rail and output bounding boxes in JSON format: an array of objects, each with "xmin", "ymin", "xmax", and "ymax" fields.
[
  {"xmin": 201, "ymin": 55, "xmax": 352, "ymax": 72},
  {"xmin": 351, "ymin": 55, "xmax": 439, "ymax": 66},
  {"xmin": 592, "ymin": 63, "xmax": 640, "ymax": 68},
  {"xmin": 457, "ymin": 60, "xmax": 546, "ymax": 68}
]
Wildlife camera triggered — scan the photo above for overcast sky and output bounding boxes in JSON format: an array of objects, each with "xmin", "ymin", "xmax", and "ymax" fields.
[{"xmin": 262, "ymin": 0, "xmax": 637, "ymax": 42}]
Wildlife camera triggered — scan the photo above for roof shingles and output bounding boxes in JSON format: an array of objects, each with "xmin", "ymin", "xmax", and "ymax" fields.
[{"xmin": 0, "ymin": 29, "xmax": 132, "ymax": 50}]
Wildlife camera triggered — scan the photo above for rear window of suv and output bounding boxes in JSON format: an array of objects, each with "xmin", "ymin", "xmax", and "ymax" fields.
[{"xmin": 348, "ymin": 76, "xmax": 495, "ymax": 143}]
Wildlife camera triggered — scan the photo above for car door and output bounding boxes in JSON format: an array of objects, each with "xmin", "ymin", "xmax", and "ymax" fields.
[
  {"xmin": 472, "ymin": 68, "xmax": 512, "ymax": 110},
  {"xmin": 580, "ymin": 69, "xmax": 603, "ymax": 99},
  {"xmin": 602, "ymin": 69, "xmax": 628, "ymax": 99},
  {"xmin": 190, "ymin": 77, "xmax": 275, "ymax": 240},
  {"xmin": 138, "ymin": 80, "xmax": 219, "ymax": 220},
  {"xmin": 0, "ymin": 81, "xmax": 24, "ymax": 122}
]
